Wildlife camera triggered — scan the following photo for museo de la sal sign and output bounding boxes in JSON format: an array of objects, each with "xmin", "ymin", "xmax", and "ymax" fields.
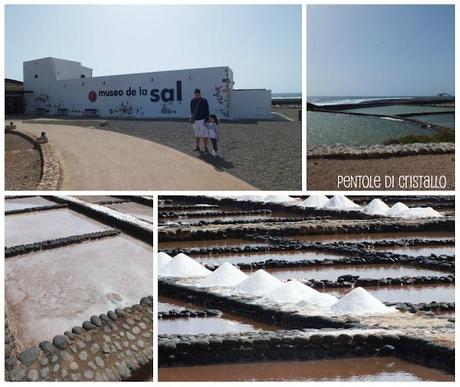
[{"xmin": 88, "ymin": 81, "xmax": 183, "ymax": 103}]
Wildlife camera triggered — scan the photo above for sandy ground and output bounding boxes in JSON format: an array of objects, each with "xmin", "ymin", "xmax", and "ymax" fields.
[
  {"xmin": 307, "ymin": 154, "xmax": 454, "ymax": 190},
  {"xmin": 5, "ymin": 133, "xmax": 42, "ymax": 190},
  {"xmin": 18, "ymin": 110, "xmax": 302, "ymax": 190},
  {"xmin": 10, "ymin": 120, "xmax": 254, "ymax": 190}
]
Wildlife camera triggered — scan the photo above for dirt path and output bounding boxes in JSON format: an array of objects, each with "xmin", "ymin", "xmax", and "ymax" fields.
[
  {"xmin": 11, "ymin": 121, "xmax": 255, "ymax": 190},
  {"xmin": 307, "ymin": 154, "xmax": 455, "ymax": 190}
]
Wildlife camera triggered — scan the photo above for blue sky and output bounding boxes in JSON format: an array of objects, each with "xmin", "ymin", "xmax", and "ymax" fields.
[
  {"xmin": 308, "ymin": 5, "xmax": 455, "ymax": 96},
  {"xmin": 6, "ymin": 4, "xmax": 301, "ymax": 93}
]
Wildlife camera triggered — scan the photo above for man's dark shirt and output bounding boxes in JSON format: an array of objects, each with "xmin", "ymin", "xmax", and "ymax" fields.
[{"xmin": 190, "ymin": 97, "xmax": 209, "ymax": 121}]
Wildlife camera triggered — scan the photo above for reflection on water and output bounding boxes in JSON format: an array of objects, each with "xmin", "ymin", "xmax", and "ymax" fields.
[
  {"xmin": 159, "ymin": 357, "xmax": 454, "ymax": 381},
  {"xmin": 409, "ymin": 113, "xmax": 455, "ymax": 129}
]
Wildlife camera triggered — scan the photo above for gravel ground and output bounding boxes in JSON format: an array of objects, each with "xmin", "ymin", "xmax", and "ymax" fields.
[
  {"xmin": 5, "ymin": 134, "xmax": 42, "ymax": 190},
  {"xmin": 307, "ymin": 154, "xmax": 454, "ymax": 190},
  {"xmin": 23, "ymin": 111, "xmax": 301, "ymax": 190}
]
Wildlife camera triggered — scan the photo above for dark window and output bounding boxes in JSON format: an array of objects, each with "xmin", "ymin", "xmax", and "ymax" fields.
[
  {"xmin": 81, "ymin": 74, "xmax": 85, "ymax": 78},
  {"xmin": 34, "ymin": 74, "xmax": 38, "ymax": 79}
]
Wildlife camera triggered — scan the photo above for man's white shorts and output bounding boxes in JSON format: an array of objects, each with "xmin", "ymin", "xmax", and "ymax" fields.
[{"xmin": 192, "ymin": 119, "xmax": 208, "ymax": 138}]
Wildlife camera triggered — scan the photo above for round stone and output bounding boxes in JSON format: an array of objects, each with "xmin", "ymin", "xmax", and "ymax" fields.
[
  {"xmin": 132, "ymin": 327, "xmax": 141, "ymax": 335},
  {"xmin": 52, "ymin": 364, "xmax": 60, "ymax": 373},
  {"xmin": 90, "ymin": 343, "xmax": 100, "ymax": 353},
  {"xmin": 137, "ymin": 340, "xmax": 144, "ymax": 348},
  {"xmin": 82, "ymin": 321, "xmax": 96, "ymax": 331},
  {"xmin": 84, "ymin": 370, "xmax": 94, "ymax": 380},
  {"xmin": 11, "ymin": 368, "xmax": 26, "ymax": 381},
  {"xmin": 18, "ymin": 346, "xmax": 39, "ymax": 366},
  {"xmin": 40, "ymin": 367, "xmax": 50, "ymax": 378},
  {"xmin": 126, "ymin": 332, "xmax": 135, "ymax": 341},
  {"xmin": 53, "ymin": 335, "xmax": 68, "ymax": 350},
  {"xmin": 39, "ymin": 356, "xmax": 49, "ymax": 366},
  {"xmin": 39, "ymin": 341, "xmax": 56, "ymax": 355},
  {"xmin": 70, "ymin": 373, "xmax": 81, "ymax": 381},
  {"xmin": 69, "ymin": 361, "xmax": 79, "ymax": 371},
  {"xmin": 107, "ymin": 311, "xmax": 117, "ymax": 321},
  {"xmin": 27, "ymin": 369, "xmax": 39, "ymax": 381},
  {"xmin": 72, "ymin": 327, "xmax": 83, "ymax": 335},
  {"xmin": 102, "ymin": 335, "xmax": 111, "ymax": 343},
  {"xmin": 78, "ymin": 351, "xmax": 88, "ymax": 361},
  {"xmin": 102, "ymin": 343, "xmax": 111, "ymax": 354},
  {"xmin": 88, "ymin": 361, "xmax": 97, "ymax": 370},
  {"xmin": 95, "ymin": 356, "xmax": 104, "ymax": 367},
  {"xmin": 90, "ymin": 316, "xmax": 102, "ymax": 327}
]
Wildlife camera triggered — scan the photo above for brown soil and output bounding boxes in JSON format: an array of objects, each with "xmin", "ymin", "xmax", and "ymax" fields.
[
  {"xmin": 5, "ymin": 133, "xmax": 42, "ymax": 190},
  {"xmin": 307, "ymin": 154, "xmax": 454, "ymax": 190}
]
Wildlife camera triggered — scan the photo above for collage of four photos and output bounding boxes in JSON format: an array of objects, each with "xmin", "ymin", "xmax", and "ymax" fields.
[{"xmin": 3, "ymin": 2, "xmax": 456, "ymax": 383}]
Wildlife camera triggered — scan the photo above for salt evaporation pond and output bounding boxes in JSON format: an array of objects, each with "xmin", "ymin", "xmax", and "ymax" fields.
[
  {"xmin": 374, "ymin": 245, "xmax": 455, "ymax": 257},
  {"xmin": 307, "ymin": 111, "xmax": 436, "ymax": 146},
  {"xmin": 287, "ymin": 231, "xmax": 454, "ymax": 243},
  {"xmin": 158, "ymin": 297, "xmax": 275, "ymax": 335},
  {"xmin": 262, "ymin": 264, "xmax": 448, "ymax": 282},
  {"xmin": 5, "ymin": 234, "xmax": 152, "ymax": 350},
  {"xmin": 5, "ymin": 208, "xmax": 112, "ymax": 248},
  {"xmin": 159, "ymin": 239, "xmax": 270, "ymax": 250},
  {"xmin": 342, "ymin": 105, "xmax": 454, "ymax": 116},
  {"xmin": 193, "ymin": 251, "xmax": 349, "ymax": 265},
  {"xmin": 5, "ymin": 196, "xmax": 57, "ymax": 212},
  {"xmin": 321, "ymin": 284, "xmax": 455, "ymax": 304},
  {"xmin": 410, "ymin": 113, "xmax": 455, "ymax": 129},
  {"xmin": 159, "ymin": 357, "xmax": 454, "ymax": 381},
  {"xmin": 107, "ymin": 202, "xmax": 153, "ymax": 223}
]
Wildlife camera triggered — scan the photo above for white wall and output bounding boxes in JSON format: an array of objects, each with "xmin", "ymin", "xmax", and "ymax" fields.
[
  {"xmin": 230, "ymin": 89, "xmax": 272, "ymax": 119},
  {"xmin": 24, "ymin": 57, "xmax": 271, "ymax": 120}
]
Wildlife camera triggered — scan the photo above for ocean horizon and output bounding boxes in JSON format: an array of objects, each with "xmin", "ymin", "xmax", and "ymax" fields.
[{"xmin": 308, "ymin": 95, "xmax": 454, "ymax": 106}]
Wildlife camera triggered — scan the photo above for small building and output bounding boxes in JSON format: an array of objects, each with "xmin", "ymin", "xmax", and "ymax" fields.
[
  {"xmin": 5, "ymin": 78, "xmax": 28, "ymax": 115},
  {"xmin": 23, "ymin": 57, "xmax": 272, "ymax": 120}
]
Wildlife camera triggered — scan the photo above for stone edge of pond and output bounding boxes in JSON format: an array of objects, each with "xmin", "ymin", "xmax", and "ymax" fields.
[
  {"xmin": 5, "ymin": 229, "xmax": 122, "ymax": 258},
  {"xmin": 6, "ymin": 127, "xmax": 61, "ymax": 190},
  {"xmin": 307, "ymin": 142, "xmax": 455, "ymax": 160},
  {"xmin": 5, "ymin": 296, "xmax": 153, "ymax": 382},
  {"xmin": 157, "ymin": 330, "xmax": 454, "ymax": 375},
  {"xmin": 159, "ymin": 217, "xmax": 454, "ymax": 242},
  {"xmin": 5, "ymin": 203, "xmax": 68, "ymax": 216}
]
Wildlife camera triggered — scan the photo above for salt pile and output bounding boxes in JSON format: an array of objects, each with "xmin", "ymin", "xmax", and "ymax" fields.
[
  {"xmin": 259, "ymin": 280, "xmax": 337, "ymax": 307},
  {"xmin": 159, "ymin": 253, "xmax": 211, "ymax": 278},
  {"xmin": 363, "ymin": 199, "xmax": 390, "ymax": 216},
  {"xmin": 330, "ymin": 287, "xmax": 394, "ymax": 315},
  {"xmin": 387, "ymin": 202, "xmax": 410, "ymax": 217},
  {"xmin": 198, "ymin": 262, "xmax": 248, "ymax": 287},
  {"xmin": 262, "ymin": 195, "xmax": 296, "ymax": 204},
  {"xmin": 233, "ymin": 269, "xmax": 282, "ymax": 296},
  {"xmin": 301, "ymin": 195, "xmax": 329, "ymax": 208},
  {"xmin": 323, "ymin": 195, "xmax": 361, "ymax": 210},
  {"xmin": 398, "ymin": 207, "xmax": 443, "ymax": 219},
  {"xmin": 296, "ymin": 291, "xmax": 338, "ymax": 308},
  {"xmin": 158, "ymin": 252, "xmax": 173, "ymax": 268}
]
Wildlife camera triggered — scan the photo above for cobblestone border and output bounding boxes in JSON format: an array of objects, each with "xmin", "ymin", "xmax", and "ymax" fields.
[
  {"xmin": 159, "ymin": 209, "xmax": 272, "ymax": 219},
  {"xmin": 159, "ymin": 309, "xmax": 223, "ymax": 320},
  {"xmin": 160, "ymin": 216, "xmax": 328, "ymax": 227},
  {"xmin": 159, "ymin": 217, "xmax": 453, "ymax": 242},
  {"xmin": 5, "ymin": 229, "xmax": 121, "ymax": 258},
  {"xmin": 386, "ymin": 301, "xmax": 455, "ymax": 314},
  {"xmin": 5, "ymin": 204, "xmax": 68, "ymax": 216},
  {"xmin": 6, "ymin": 128, "xmax": 61, "ymax": 190},
  {"xmin": 5, "ymin": 296, "xmax": 153, "ymax": 382},
  {"xmin": 158, "ymin": 329, "xmax": 454, "ymax": 374},
  {"xmin": 307, "ymin": 142, "xmax": 455, "ymax": 160}
]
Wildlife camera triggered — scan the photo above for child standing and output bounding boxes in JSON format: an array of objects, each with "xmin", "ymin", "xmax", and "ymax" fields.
[{"xmin": 206, "ymin": 114, "xmax": 220, "ymax": 156}]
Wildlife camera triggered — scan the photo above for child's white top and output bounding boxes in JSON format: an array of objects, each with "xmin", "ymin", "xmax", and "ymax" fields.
[{"xmin": 207, "ymin": 122, "xmax": 218, "ymax": 139}]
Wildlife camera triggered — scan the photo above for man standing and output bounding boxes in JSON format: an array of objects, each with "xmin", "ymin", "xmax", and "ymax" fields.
[{"xmin": 190, "ymin": 89, "xmax": 210, "ymax": 152}]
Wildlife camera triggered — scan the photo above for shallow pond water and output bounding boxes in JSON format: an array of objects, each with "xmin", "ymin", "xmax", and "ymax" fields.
[
  {"xmin": 261, "ymin": 264, "xmax": 448, "ymax": 282},
  {"xmin": 307, "ymin": 111, "xmax": 436, "ymax": 146},
  {"xmin": 158, "ymin": 357, "xmax": 454, "ymax": 381},
  {"xmin": 374, "ymin": 245, "xmax": 454, "ymax": 257},
  {"xmin": 5, "ymin": 196, "xmax": 57, "ymax": 212},
  {"xmin": 321, "ymin": 284, "xmax": 455, "ymax": 304},
  {"xmin": 286, "ymin": 231, "xmax": 454, "ymax": 243},
  {"xmin": 342, "ymin": 105, "xmax": 454, "ymax": 116},
  {"xmin": 410, "ymin": 113, "xmax": 455, "ymax": 129},
  {"xmin": 158, "ymin": 297, "xmax": 276, "ymax": 335},
  {"xmin": 107, "ymin": 201, "xmax": 153, "ymax": 223},
  {"xmin": 159, "ymin": 239, "xmax": 270, "ymax": 250},
  {"xmin": 5, "ymin": 234, "xmax": 152, "ymax": 350},
  {"xmin": 5, "ymin": 208, "xmax": 111, "ymax": 248}
]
